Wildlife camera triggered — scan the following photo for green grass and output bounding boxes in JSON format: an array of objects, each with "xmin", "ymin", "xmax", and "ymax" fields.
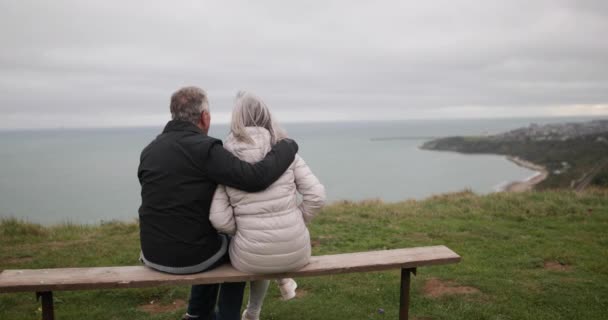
[{"xmin": 2, "ymin": 189, "xmax": 608, "ymax": 319}]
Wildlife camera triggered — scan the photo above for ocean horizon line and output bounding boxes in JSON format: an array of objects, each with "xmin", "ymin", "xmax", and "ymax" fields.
[{"xmin": 1, "ymin": 115, "xmax": 606, "ymax": 133}]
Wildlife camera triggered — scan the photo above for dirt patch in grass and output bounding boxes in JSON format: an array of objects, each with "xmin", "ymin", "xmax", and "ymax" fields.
[
  {"xmin": 295, "ymin": 288, "xmax": 308, "ymax": 299},
  {"xmin": 137, "ymin": 299, "xmax": 186, "ymax": 314},
  {"xmin": 544, "ymin": 261, "xmax": 572, "ymax": 271},
  {"xmin": 423, "ymin": 278, "xmax": 480, "ymax": 298},
  {"xmin": 311, "ymin": 235, "xmax": 334, "ymax": 248}
]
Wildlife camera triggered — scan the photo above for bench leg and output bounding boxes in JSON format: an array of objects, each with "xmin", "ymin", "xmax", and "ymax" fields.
[
  {"xmin": 36, "ymin": 291, "xmax": 54, "ymax": 320},
  {"xmin": 399, "ymin": 268, "xmax": 416, "ymax": 320}
]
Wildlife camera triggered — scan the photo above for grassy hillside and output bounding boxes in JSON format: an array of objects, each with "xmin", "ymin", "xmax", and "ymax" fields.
[
  {"xmin": 420, "ymin": 133, "xmax": 608, "ymax": 189},
  {"xmin": 2, "ymin": 189, "xmax": 608, "ymax": 319}
]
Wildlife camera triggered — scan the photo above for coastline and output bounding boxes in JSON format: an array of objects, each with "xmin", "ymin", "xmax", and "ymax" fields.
[{"xmin": 502, "ymin": 156, "xmax": 549, "ymax": 192}]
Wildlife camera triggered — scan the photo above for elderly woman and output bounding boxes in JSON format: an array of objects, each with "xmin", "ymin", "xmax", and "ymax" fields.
[{"xmin": 209, "ymin": 91, "xmax": 326, "ymax": 320}]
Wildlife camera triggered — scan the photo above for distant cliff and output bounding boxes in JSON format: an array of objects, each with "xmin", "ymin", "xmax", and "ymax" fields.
[{"xmin": 421, "ymin": 120, "xmax": 608, "ymax": 189}]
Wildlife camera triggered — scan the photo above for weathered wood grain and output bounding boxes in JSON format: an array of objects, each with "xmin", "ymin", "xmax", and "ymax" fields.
[{"xmin": 0, "ymin": 245, "xmax": 460, "ymax": 293}]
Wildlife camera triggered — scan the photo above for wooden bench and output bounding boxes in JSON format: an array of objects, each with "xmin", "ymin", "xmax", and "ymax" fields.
[{"xmin": 0, "ymin": 245, "xmax": 460, "ymax": 320}]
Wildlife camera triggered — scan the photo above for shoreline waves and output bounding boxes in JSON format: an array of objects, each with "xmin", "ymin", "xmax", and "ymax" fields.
[{"xmin": 500, "ymin": 156, "xmax": 549, "ymax": 192}]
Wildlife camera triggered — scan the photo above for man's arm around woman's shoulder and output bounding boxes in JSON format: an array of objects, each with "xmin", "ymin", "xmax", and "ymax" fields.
[{"xmin": 205, "ymin": 138, "xmax": 299, "ymax": 192}]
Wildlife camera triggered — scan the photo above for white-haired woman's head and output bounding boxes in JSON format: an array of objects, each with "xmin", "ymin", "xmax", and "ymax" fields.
[{"xmin": 230, "ymin": 91, "xmax": 287, "ymax": 145}]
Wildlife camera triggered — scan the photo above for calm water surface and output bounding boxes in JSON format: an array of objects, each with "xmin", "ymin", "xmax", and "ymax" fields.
[{"xmin": 0, "ymin": 117, "xmax": 594, "ymax": 224}]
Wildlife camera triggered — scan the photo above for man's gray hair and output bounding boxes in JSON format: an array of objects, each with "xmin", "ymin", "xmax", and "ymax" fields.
[
  {"xmin": 230, "ymin": 90, "xmax": 287, "ymax": 145},
  {"xmin": 170, "ymin": 86, "xmax": 209, "ymax": 124}
]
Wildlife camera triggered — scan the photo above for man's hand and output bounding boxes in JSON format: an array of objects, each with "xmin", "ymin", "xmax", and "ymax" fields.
[{"xmin": 277, "ymin": 138, "xmax": 299, "ymax": 154}]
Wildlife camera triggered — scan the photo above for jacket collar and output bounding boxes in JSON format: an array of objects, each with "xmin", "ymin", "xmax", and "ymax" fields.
[{"xmin": 162, "ymin": 120, "xmax": 204, "ymax": 135}]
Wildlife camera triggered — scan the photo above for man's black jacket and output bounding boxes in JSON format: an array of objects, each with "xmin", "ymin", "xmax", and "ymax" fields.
[{"xmin": 138, "ymin": 120, "xmax": 298, "ymax": 268}]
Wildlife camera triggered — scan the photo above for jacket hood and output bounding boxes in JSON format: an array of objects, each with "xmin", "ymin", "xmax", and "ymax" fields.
[{"xmin": 225, "ymin": 127, "xmax": 272, "ymax": 163}]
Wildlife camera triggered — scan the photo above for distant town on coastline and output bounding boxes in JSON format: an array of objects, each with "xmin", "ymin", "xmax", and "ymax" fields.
[
  {"xmin": 421, "ymin": 119, "xmax": 608, "ymax": 190},
  {"xmin": 492, "ymin": 120, "xmax": 608, "ymax": 142}
]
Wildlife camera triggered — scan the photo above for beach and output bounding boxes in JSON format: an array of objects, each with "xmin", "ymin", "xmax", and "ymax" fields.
[{"xmin": 503, "ymin": 156, "xmax": 549, "ymax": 192}]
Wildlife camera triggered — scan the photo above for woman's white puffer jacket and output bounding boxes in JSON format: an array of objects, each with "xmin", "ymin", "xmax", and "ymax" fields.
[{"xmin": 209, "ymin": 127, "xmax": 326, "ymax": 274}]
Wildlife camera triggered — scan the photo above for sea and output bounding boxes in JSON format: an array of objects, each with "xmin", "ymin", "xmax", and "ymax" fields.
[{"xmin": 0, "ymin": 116, "xmax": 599, "ymax": 225}]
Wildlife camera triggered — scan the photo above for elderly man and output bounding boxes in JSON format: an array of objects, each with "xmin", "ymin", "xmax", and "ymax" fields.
[{"xmin": 138, "ymin": 86, "xmax": 299, "ymax": 320}]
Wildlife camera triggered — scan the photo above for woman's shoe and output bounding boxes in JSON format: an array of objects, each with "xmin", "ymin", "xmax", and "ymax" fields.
[{"xmin": 279, "ymin": 278, "xmax": 297, "ymax": 300}]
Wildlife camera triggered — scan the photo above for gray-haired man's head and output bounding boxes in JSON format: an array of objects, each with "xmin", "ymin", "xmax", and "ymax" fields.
[{"xmin": 170, "ymin": 86, "xmax": 211, "ymax": 133}]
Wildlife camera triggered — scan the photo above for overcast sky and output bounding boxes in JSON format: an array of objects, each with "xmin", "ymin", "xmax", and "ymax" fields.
[{"xmin": 1, "ymin": 0, "xmax": 607, "ymax": 128}]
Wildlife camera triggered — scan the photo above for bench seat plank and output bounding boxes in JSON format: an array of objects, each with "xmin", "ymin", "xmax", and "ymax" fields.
[{"xmin": 0, "ymin": 245, "xmax": 460, "ymax": 293}]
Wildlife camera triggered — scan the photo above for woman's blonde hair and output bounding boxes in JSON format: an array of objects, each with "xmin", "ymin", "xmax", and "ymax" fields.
[{"xmin": 230, "ymin": 91, "xmax": 287, "ymax": 145}]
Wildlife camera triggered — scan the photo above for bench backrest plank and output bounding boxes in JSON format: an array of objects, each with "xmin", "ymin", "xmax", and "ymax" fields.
[{"xmin": 0, "ymin": 245, "xmax": 460, "ymax": 293}]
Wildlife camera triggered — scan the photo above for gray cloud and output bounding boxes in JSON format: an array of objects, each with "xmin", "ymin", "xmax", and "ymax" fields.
[{"xmin": 0, "ymin": 0, "xmax": 607, "ymax": 128}]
